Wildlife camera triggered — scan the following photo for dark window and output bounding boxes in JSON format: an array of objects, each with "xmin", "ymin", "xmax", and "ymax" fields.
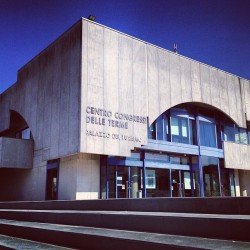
[
  {"xmin": 148, "ymin": 121, "xmax": 156, "ymax": 139},
  {"xmin": 224, "ymin": 126, "xmax": 248, "ymax": 144},
  {"xmin": 199, "ymin": 120, "xmax": 217, "ymax": 147}
]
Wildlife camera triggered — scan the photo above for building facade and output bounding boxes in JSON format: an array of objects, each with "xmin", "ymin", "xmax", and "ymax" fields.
[{"xmin": 0, "ymin": 18, "xmax": 250, "ymax": 201}]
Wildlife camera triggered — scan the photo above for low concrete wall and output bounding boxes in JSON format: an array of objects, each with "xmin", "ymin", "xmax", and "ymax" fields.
[
  {"xmin": 0, "ymin": 137, "xmax": 33, "ymax": 168},
  {"xmin": 0, "ymin": 197, "xmax": 250, "ymax": 214},
  {"xmin": 224, "ymin": 141, "xmax": 250, "ymax": 170}
]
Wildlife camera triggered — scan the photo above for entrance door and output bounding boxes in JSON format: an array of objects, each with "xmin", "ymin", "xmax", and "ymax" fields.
[
  {"xmin": 171, "ymin": 170, "xmax": 192, "ymax": 197},
  {"xmin": 46, "ymin": 160, "xmax": 59, "ymax": 200},
  {"xmin": 202, "ymin": 156, "xmax": 220, "ymax": 197},
  {"xmin": 108, "ymin": 166, "xmax": 143, "ymax": 199},
  {"xmin": 117, "ymin": 167, "xmax": 130, "ymax": 198}
]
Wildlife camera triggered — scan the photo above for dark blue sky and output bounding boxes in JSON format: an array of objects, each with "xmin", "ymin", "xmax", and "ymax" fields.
[{"xmin": 0, "ymin": 0, "xmax": 250, "ymax": 93}]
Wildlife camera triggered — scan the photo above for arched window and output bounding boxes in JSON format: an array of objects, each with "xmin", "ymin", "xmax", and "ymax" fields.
[
  {"xmin": 0, "ymin": 110, "xmax": 32, "ymax": 140},
  {"xmin": 148, "ymin": 103, "xmax": 248, "ymax": 147}
]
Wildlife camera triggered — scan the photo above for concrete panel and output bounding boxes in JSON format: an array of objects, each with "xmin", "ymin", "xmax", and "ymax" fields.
[
  {"xmin": 76, "ymin": 154, "xmax": 100, "ymax": 200},
  {"xmin": 132, "ymin": 40, "xmax": 148, "ymax": 148},
  {"xmin": 242, "ymin": 79, "xmax": 250, "ymax": 121},
  {"xmin": 59, "ymin": 155, "xmax": 77, "ymax": 200},
  {"xmin": 239, "ymin": 170, "xmax": 250, "ymax": 196},
  {"xmin": 191, "ymin": 61, "xmax": 202, "ymax": 102},
  {"xmin": 118, "ymin": 35, "xmax": 133, "ymax": 155},
  {"xmin": 35, "ymin": 70, "xmax": 45, "ymax": 150},
  {"xmin": 86, "ymin": 23, "xmax": 104, "ymax": 154},
  {"xmin": 227, "ymin": 74, "xmax": 239, "ymax": 125},
  {"xmin": 9, "ymin": 81, "xmax": 24, "ymax": 118},
  {"xmin": 218, "ymin": 71, "xmax": 229, "ymax": 116},
  {"xmin": 147, "ymin": 45, "xmax": 159, "ymax": 125},
  {"xmin": 158, "ymin": 49, "xmax": 171, "ymax": 117},
  {"xmin": 28, "ymin": 73, "xmax": 38, "ymax": 144},
  {"xmin": 81, "ymin": 21, "xmax": 148, "ymax": 157},
  {"xmin": 103, "ymin": 28, "xmax": 120, "ymax": 155},
  {"xmin": 169, "ymin": 53, "xmax": 181, "ymax": 108},
  {"xmin": 80, "ymin": 20, "xmax": 88, "ymax": 153},
  {"xmin": 42, "ymin": 70, "xmax": 52, "ymax": 152},
  {"xmin": 49, "ymin": 60, "xmax": 61, "ymax": 158},
  {"xmin": 68, "ymin": 37, "xmax": 81, "ymax": 155},
  {"xmin": 180, "ymin": 57, "xmax": 192, "ymax": 103},
  {"xmin": 210, "ymin": 68, "xmax": 220, "ymax": 110},
  {"xmin": 200, "ymin": 64, "xmax": 211, "ymax": 104},
  {"xmin": 0, "ymin": 94, "xmax": 10, "ymax": 132},
  {"xmin": 0, "ymin": 148, "xmax": 46, "ymax": 201},
  {"xmin": 59, "ymin": 153, "xmax": 100, "ymax": 200},
  {"xmin": 224, "ymin": 141, "xmax": 250, "ymax": 170},
  {"xmin": 58, "ymin": 58, "xmax": 70, "ymax": 157},
  {"xmin": 0, "ymin": 137, "xmax": 34, "ymax": 169},
  {"xmin": 143, "ymin": 140, "xmax": 199, "ymax": 155},
  {"xmin": 234, "ymin": 78, "xmax": 245, "ymax": 127}
]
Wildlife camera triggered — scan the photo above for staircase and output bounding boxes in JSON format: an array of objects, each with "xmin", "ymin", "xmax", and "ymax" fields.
[{"xmin": 0, "ymin": 197, "xmax": 249, "ymax": 249}]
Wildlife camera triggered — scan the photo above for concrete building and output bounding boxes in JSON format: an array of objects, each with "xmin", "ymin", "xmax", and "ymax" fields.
[{"xmin": 0, "ymin": 18, "xmax": 250, "ymax": 201}]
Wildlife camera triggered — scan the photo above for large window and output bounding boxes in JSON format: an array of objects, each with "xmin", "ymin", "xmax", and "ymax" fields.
[
  {"xmin": 224, "ymin": 126, "xmax": 248, "ymax": 144},
  {"xmin": 171, "ymin": 116, "xmax": 190, "ymax": 144},
  {"xmin": 170, "ymin": 110, "xmax": 195, "ymax": 145},
  {"xmin": 199, "ymin": 118, "xmax": 217, "ymax": 148},
  {"xmin": 202, "ymin": 156, "xmax": 220, "ymax": 197},
  {"xmin": 145, "ymin": 168, "xmax": 171, "ymax": 198},
  {"xmin": 148, "ymin": 122, "xmax": 156, "ymax": 140},
  {"xmin": 147, "ymin": 104, "xmax": 249, "ymax": 147}
]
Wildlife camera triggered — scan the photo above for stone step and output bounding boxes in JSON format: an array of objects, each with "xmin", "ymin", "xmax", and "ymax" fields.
[
  {"xmin": 0, "ymin": 210, "xmax": 249, "ymax": 242},
  {"xmin": 0, "ymin": 234, "xmax": 72, "ymax": 249},
  {"xmin": 0, "ymin": 219, "xmax": 250, "ymax": 250},
  {"xmin": 0, "ymin": 197, "xmax": 249, "ymax": 214}
]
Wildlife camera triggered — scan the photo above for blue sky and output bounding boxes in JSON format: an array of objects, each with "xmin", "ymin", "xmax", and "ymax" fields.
[{"xmin": 0, "ymin": 0, "xmax": 250, "ymax": 93}]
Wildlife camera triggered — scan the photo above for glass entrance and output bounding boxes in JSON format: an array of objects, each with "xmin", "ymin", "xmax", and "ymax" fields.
[
  {"xmin": 108, "ymin": 166, "xmax": 143, "ymax": 199},
  {"xmin": 117, "ymin": 167, "xmax": 129, "ymax": 198},
  {"xmin": 202, "ymin": 156, "xmax": 220, "ymax": 197},
  {"xmin": 145, "ymin": 168, "xmax": 171, "ymax": 198},
  {"xmin": 171, "ymin": 170, "xmax": 192, "ymax": 197}
]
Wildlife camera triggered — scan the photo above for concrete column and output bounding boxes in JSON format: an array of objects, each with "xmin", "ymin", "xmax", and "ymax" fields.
[
  {"xmin": 131, "ymin": 167, "xmax": 139, "ymax": 198},
  {"xmin": 234, "ymin": 169, "xmax": 241, "ymax": 197},
  {"xmin": 239, "ymin": 170, "xmax": 250, "ymax": 197},
  {"xmin": 59, "ymin": 153, "xmax": 100, "ymax": 200}
]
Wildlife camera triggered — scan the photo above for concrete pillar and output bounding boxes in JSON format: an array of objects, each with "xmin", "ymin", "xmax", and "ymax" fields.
[
  {"xmin": 58, "ymin": 153, "xmax": 100, "ymax": 200},
  {"xmin": 239, "ymin": 170, "xmax": 250, "ymax": 197},
  {"xmin": 234, "ymin": 169, "xmax": 241, "ymax": 197},
  {"xmin": 131, "ymin": 167, "xmax": 139, "ymax": 198}
]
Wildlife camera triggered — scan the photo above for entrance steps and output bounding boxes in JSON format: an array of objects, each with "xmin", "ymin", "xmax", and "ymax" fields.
[{"xmin": 0, "ymin": 197, "xmax": 249, "ymax": 249}]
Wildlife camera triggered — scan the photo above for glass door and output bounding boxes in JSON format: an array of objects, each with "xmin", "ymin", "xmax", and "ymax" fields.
[
  {"xmin": 145, "ymin": 168, "xmax": 171, "ymax": 198},
  {"xmin": 171, "ymin": 170, "xmax": 192, "ymax": 197},
  {"xmin": 202, "ymin": 156, "xmax": 220, "ymax": 197},
  {"xmin": 117, "ymin": 166, "xmax": 129, "ymax": 198},
  {"xmin": 108, "ymin": 166, "xmax": 143, "ymax": 199}
]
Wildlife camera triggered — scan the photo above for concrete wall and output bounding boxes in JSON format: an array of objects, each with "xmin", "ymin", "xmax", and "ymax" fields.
[
  {"xmin": 0, "ymin": 20, "xmax": 82, "ymax": 200},
  {"xmin": 80, "ymin": 19, "xmax": 249, "ymax": 157},
  {"xmin": 241, "ymin": 78, "xmax": 250, "ymax": 122},
  {"xmin": 80, "ymin": 19, "xmax": 148, "ymax": 157},
  {"xmin": 0, "ymin": 18, "xmax": 249, "ymax": 200},
  {"xmin": 0, "ymin": 20, "xmax": 82, "ymax": 161},
  {"xmin": 239, "ymin": 170, "xmax": 250, "ymax": 196},
  {"xmin": 58, "ymin": 153, "xmax": 100, "ymax": 200},
  {"xmin": 147, "ymin": 47, "xmax": 246, "ymax": 128},
  {"xmin": 224, "ymin": 142, "xmax": 250, "ymax": 170},
  {"xmin": 0, "ymin": 137, "xmax": 33, "ymax": 168}
]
